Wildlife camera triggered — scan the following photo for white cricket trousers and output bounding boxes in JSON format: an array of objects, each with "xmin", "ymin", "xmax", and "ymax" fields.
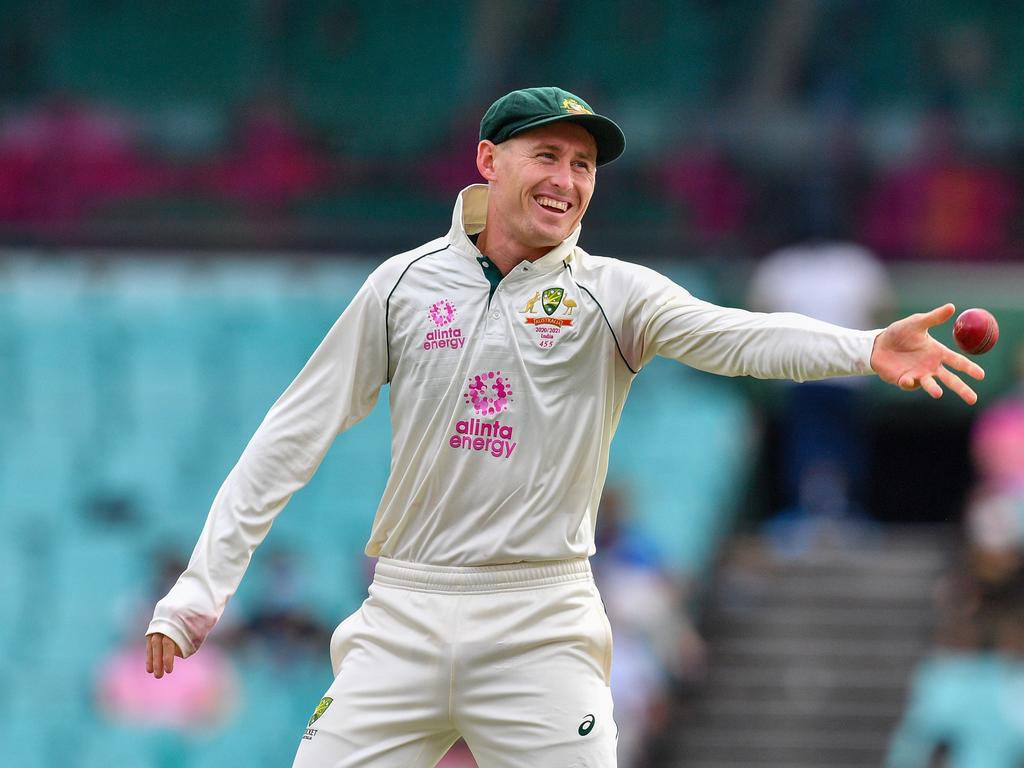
[{"xmin": 292, "ymin": 557, "xmax": 617, "ymax": 767}]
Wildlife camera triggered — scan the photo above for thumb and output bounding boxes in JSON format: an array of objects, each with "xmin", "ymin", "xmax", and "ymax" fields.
[{"xmin": 918, "ymin": 303, "xmax": 955, "ymax": 330}]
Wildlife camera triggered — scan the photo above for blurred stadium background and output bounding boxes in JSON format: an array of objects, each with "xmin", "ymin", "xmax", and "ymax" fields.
[{"xmin": 4, "ymin": 1, "xmax": 1024, "ymax": 766}]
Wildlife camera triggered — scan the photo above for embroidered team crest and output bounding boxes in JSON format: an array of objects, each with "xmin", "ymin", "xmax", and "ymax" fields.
[
  {"xmin": 542, "ymin": 287, "xmax": 564, "ymax": 316},
  {"xmin": 308, "ymin": 697, "xmax": 333, "ymax": 727},
  {"xmin": 523, "ymin": 287, "xmax": 576, "ymax": 349},
  {"xmin": 561, "ymin": 98, "xmax": 593, "ymax": 115}
]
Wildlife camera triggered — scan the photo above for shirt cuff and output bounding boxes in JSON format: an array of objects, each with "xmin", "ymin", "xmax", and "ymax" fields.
[
  {"xmin": 146, "ymin": 617, "xmax": 196, "ymax": 659},
  {"xmin": 859, "ymin": 328, "xmax": 883, "ymax": 375}
]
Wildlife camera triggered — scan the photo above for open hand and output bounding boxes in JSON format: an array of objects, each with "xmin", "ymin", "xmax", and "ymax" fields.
[{"xmin": 870, "ymin": 304, "xmax": 985, "ymax": 404}]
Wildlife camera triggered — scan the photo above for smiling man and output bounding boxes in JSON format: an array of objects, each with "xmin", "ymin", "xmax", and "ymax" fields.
[
  {"xmin": 476, "ymin": 118, "xmax": 598, "ymax": 266},
  {"xmin": 145, "ymin": 87, "xmax": 984, "ymax": 767}
]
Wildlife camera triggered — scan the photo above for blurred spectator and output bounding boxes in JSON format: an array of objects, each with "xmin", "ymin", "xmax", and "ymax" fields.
[
  {"xmin": 885, "ymin": 650, "xmax": 1024, "ymax": 768},
  {"xmin": 971, "ymin": 398, "xmax": 1024, "ymax": 492},
  {"xmin": 593, "ymin": 487, "xmax": 705, "ymax": 768},
  {"xmin": 96, "ymin": 551, "xmax": 240, "ymax": 731},
  {"xmin": 889, "ymin": 397, "xmax": 1024, "ymax": 767},
  {"xmin": 952, "ymin": 399, "xmax": 1024, "ymax": 648},
  {"xmin": 748, "ymin": 236, "xmax": 893, "ymax": 553},
  {"xmin": 200, "ymin": 94, "xmax": 332, "ymax": 212},
  {"xmin": 223, "ymin": 546, "xmax": 333, "ymax": 667},
  {"xmin": 933, "ymin": 19, "xmax": 997, "ymax": 115},
  {"xmin": 462, "ymin": 2, "xmax": 568, "ymax": 104},
  {"xmin": 656, "ymin": 132, "xmax": 749, "ymax": 246},
  {"xmin": 0, "ymin": 93, "xmax": 170, "ymax": 225},
  {"xmin": 861, "ymin": 109, "xmax": 1019, "ymax": 261},
  {"xmin": 743, "ymin": 0, "xmax": 819, "ymax": 109},
  {"xmin": 420, "ymin": 110, "xmax": 487, "ymax": 197}
]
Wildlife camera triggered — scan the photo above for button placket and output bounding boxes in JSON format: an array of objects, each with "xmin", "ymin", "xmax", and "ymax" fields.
[{"xmin": 484, "ymin": 294, "xmax": 507, "ymax": 340}]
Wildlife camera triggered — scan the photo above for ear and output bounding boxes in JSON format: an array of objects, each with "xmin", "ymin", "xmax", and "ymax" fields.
[{"xmin": 476, "ymin": 140, "xmax": 499, "ymax": 182}]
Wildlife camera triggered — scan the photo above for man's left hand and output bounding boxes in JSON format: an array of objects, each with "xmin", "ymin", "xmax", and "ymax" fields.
[{"xmin": 871, "ymin": 304, "xmax": 985, "ymax": 405}]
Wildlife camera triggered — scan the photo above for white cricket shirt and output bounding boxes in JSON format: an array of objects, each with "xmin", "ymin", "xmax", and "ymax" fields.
[{"xmin": 149, "ymin": 184, "xmax": 879, "ymax": 656}]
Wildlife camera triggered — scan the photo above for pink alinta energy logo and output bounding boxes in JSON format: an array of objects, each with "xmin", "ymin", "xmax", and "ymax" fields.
[
  {"xmin": 464, "ymin": 370, "xmax": 512, "ymax": 415},
  {"xmin": 423, "ymin": 298, "xmax": 464, "ymax": 350},
  {"xmin": 429, "ymin": 299, "xmax": 456, "ymax": 327},
  {"xmin": 448, "ymin": 370, "xmax": 517, "ymax": 459}
]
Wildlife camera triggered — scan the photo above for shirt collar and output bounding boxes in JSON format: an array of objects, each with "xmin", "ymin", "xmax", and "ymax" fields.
[{"xmin": 447, "ymin": 184, "xmax": 580, "ymax": 274}]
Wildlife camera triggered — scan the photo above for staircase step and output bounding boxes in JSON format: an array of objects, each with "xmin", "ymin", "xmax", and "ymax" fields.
[
  {"xmin": 715, "ymin": 603, "xmax": 934, "ymax": 626},
  {"xmin": 674, "ymin": 727, "xmax": 890, "ymax": 761},
  {"xmin": 699, "ymin": 696, "xmax": 904, "ymax": 720},
  {"xmin": 719, "ymin": 574, "xmax": 940, "ymax": 606},
  {"xmin": 658, "ymin": 530, "xmax": 947, "ymax": 767},
  {"xmin": 773, "ymin": 550, "xmax": 946, "ymax": 572},
  {"xmin": 682, "ymin": 763, "xmax": 870, "ymax": 768},
  {"xmin": 705, "ymin": 663, "xmax": 911, "ymax": 690},
  {"xmin": 687, "ymin": 709, "xmax": 899, "ymax": 734},
  {"xmin": 711, "ymin": 618, "xmax": 933, "ymax": 644},
  {"xmin": 713, "ymin": 636, "xmax": 927, "ymax": 662}
]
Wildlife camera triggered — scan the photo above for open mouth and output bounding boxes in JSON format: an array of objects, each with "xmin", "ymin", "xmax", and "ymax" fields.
[{"xmin": 534, "ymin": 195, "xmax": 572, "ymax": 214}]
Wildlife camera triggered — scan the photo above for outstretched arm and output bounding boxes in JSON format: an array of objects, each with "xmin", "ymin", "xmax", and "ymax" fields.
[
  {"xmin": 624, "ymin": 268, "xmax": 985, "ymax": 397},
  {"xmin": 144, "ymin": 277, "xmax": 389, "ymax": 675},
  {"xmin": 870, "ymin": 304, "xmax": 985, "ymax": 405}
]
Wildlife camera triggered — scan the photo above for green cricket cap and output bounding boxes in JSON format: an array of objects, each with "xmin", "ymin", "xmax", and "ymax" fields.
[{"xmin": 479, "ymin": 86, "xmax": 626, "ymax": 166}]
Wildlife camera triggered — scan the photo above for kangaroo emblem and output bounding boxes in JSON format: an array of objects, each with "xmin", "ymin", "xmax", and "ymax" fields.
[{"xmin": 522, "ymin": 291, "xmax": 541, "ymax": 313}]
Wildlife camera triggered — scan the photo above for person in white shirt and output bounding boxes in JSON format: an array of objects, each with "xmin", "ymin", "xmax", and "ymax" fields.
[{"xmin": 145, "ymin": 87, "xmax": 984, "ymax": 768}]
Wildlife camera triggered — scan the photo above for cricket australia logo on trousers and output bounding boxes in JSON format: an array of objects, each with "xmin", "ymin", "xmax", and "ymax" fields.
[
  {"xmin": 447, "ymin": 371, "xmax": 518, "ymax": 459},
  {"xmin": 521, "ymin": 286, "xmax": 577, "ymax": 349},
  {"xmin": 303, "ymin": 696, "xmax": 333, "ymax": 741}
]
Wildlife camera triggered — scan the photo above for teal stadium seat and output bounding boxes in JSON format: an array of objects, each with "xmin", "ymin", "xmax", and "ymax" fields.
[
  {"xmin": 546, "ymin": 0, "xmax": 720, "ymax": 108},
  {"xmin": 3, "ymin": 257, "xmax": 93, "ymax": 520},
  {"xmin": 42, "ymin": 0, "xmax": 260, "ymax": 111},
  {"xmin": 281, "ymin": 0, "xmax": 468, "ymax": 155}
]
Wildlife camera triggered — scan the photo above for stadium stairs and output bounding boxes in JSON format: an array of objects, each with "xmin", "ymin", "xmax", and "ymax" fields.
[{"xmin": 660, "ymin": 526, "xmax": 950, "ymax": 768}]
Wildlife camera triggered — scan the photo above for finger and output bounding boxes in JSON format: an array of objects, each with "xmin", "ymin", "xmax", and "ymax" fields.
[
  {"xmin": 920, "ymin": 374, "xmax": 942, "ymax": 399},
  {"xmin": 918, "ymin": 303, "xmax": 956, "ymax": 329},
  {"xmin": 146, "ymin": 635, "xmax": 154, "ymax": 674},
  {"xmin": 898, "ymin": 373, "xmax": 919, "ymax": 391},
  {"xmin": 941, "ymin": 346, "xmax": 985, "ymax": 381},
  {"xmin": 937, "ymin": 365, "xmax": 978, "ymax": 405},
  {"xmin": 162, "ymin": 637, "xmax": 176, "ymax": 675},
  {"xmin": 151, "ymin": 635, "xmax": 164, "ymax": 678}
]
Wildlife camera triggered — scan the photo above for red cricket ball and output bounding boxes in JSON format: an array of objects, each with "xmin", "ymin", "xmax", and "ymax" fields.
[{"xmin": 953, "ymin": 308, "xmax": 999, "ymax": 355}]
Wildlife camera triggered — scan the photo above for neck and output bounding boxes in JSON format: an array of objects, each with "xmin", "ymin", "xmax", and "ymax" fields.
[{"xmin": 475, "ymin": 229, "xmax": 550, "ymax": 275}]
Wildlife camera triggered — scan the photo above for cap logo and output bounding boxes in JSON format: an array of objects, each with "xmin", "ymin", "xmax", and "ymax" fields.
[{"xmin": 561, "ymin": 98, "xmax": 593, "ymax": 115}]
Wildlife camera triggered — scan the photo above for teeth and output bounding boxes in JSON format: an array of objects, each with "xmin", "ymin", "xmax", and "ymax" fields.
[{"xmin": 537, "ymin": 196, "xmax": 569, "ymax": 212}]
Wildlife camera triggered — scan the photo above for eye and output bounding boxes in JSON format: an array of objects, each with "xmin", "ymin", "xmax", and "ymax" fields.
[
  {"xmin": 538, "ymin": 152, "xmax": 557, "ymax": 161},
  {"xmin": 572, "ymin": 160, "xmax": 593, "ymax": 172}
]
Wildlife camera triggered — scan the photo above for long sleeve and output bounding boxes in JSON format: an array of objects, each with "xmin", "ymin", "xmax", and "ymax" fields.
[
  {"xmin": 622, "ymin": 265, "xmax": 878, "ymax": 380},
  {"xmin": 147, "ymin": 278, "xmax": 388, "ymax": 657}
]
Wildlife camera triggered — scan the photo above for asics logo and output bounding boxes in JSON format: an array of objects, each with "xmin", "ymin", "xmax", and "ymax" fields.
[{"xmin": 578, "ymin": 714, "xmax": 595, "ymax": 736}]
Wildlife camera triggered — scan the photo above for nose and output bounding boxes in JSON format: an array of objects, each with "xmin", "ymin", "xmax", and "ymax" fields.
[{"xmin": 549, "ymin": 160, "xmax": 573, "ymax": 191}]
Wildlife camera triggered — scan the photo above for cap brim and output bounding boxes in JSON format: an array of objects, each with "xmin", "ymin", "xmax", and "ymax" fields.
[{"xmin": 508, "ymin": 113, "xmax": 626, "ymax": 166}]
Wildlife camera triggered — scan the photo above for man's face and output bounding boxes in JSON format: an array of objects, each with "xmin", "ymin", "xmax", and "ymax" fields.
[{"xmin": 479, "ymin": 122, "xmax": 597, "ymax": 250}]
